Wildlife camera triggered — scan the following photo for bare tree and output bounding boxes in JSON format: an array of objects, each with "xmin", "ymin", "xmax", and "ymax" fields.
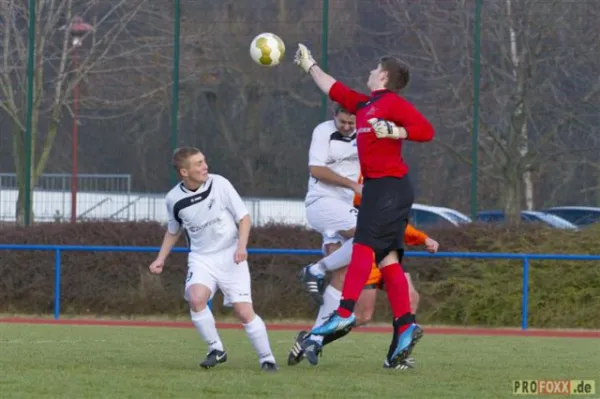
[
  {"xmin": 0, "ymin": 0, "xmax": 171, "ymax": 223},
  {"xmin": 376, "ymin": 0, "xmax": 600, "ymax": 215}
]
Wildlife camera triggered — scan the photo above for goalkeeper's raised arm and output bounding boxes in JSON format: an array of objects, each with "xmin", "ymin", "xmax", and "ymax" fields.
[
  {"xmin": 294, "ymin": 43, "xmax": 335, "ymax": 94},
  {"xmin": 294, "ymin": 43, "xmax": 369, "ymax": 116}
]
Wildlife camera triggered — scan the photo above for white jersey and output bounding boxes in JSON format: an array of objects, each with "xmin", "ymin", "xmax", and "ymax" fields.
[
  {"xmin": 305, "ymin": 120, "xmax": 360, "ymax": 206},
  {"xmin": 165, "ymin": 174, "xmax": 249, "ymax": 255}
]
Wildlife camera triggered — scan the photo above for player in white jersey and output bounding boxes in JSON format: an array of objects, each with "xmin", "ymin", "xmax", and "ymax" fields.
[
  {"xmin": 300, "ymin": 104, "xmax": 360, "ymax": 304},
  {"xmin": 291, "ymin": 105, "xmax": 361, "ymax": 360},
  {"xmin": 148, "ymin": 147, "xmax": 278, "ymax": 372}
]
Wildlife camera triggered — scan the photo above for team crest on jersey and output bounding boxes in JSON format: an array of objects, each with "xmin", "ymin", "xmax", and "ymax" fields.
[{"xmin": 208, "ymin": 198, "xmax": 215, "ymax": 210}]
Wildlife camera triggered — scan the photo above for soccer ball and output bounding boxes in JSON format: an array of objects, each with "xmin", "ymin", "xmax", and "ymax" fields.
[{"xmin": 249, "ymin": 33, "xmax": 285, "ymax": 67}]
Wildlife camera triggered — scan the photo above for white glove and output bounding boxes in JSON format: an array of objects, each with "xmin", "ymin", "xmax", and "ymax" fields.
[
  {"xmin": 294, "ymin": 43, "xmax": 317, "ymax": 73},
  {"xmin": 367, "ymin": 118, "xmax": 407, "ymax": 140}
]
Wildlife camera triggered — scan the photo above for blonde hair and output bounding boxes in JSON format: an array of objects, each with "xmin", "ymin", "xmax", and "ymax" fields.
[{"xmin": 171, "ymin": 146, "xmax": 201, "ymax": 176}]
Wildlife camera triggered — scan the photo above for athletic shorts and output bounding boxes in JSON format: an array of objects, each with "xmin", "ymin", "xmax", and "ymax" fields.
[
  {"xmin": 354, "ymin": 176, "xmax": 414, "ymax": 264},
  {"xmin": 363, "ymin": 267, "xmax": 415, "ymax": 291},
  {"xmin": 364, "ymin": 264, "xmax": 383, "ymax": 289},
  {"xmin": 306, "ymin": 197, "xmax": 358, "ymax": 250},
  {"xmin": 184, "ymin": 244, "xmax": 252, "ymax": 306}
]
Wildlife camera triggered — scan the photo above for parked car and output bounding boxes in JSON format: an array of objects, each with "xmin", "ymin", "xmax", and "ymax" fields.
[
  {"xmin": 409, "ymin": 204, "xmax": 472, "ymax": 229},
  {"xmin": 541, "ymin": 206, "xmax": 600, "ymax": 227},
  {"xmin": 476, "ymin": 210, "xmax": 578, "ymax": 230}
]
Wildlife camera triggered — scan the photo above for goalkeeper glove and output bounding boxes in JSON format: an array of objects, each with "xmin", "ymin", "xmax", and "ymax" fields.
[
  {"xmin": 294, "ymin": 43, "xmax": 317, "ymax": 73},
  {"xmin": 367, "ymin": 118, "xmax": 407, "ymax": 140}
]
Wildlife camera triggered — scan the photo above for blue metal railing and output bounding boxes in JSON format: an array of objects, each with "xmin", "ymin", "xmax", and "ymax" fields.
[{"xmin": 1, "ymin": 244, "xmax": 599, "ymax": 330}]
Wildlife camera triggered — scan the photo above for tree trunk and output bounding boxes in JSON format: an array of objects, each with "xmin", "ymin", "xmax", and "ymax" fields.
[
  {"xmin": 504, "ymin": 169, "xmax": 522, "ymax": 222},
  {"xmin": 15, "ymin": 184, "xmax": 34, "ymax": 225},
  {"xmin": 507, "ymin": 0, "xmax": 534, "ymax": 211}
]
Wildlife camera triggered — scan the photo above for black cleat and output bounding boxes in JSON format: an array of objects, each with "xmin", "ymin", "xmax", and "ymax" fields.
[
  {"xmin": 287, "ymin": 330, "xmax": 309, "ymax": 366},
  {"xmin": 298, "ymin": 264, "xmax": 325, "ymax": 305},
  {"xmin": 261, "ymin": 361, "xmax": 279, "ymax": 372},
  {"xmin": 200, "ymin": 349, "xmax": 227, "ymax": 369},
  {"xmin": 301, "ymin": 339, "xmax": 323, "ymax": 366}
]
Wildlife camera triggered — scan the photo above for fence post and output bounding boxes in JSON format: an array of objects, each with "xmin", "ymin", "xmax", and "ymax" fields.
[
  {"xmin": 521, "ymin": 256, "xmax": 529, "ymax": 330},
  {"xmin": 54, "ymin": 249, "xmax": 62, "ymax": 320}
]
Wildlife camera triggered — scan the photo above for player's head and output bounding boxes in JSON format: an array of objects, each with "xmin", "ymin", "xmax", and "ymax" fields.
[
  {"xmin": 172, "ymin": 146, "xmax": 209, "ymax": 185},
  {"xmin": 367, "ymin": 56, "xmax": 410, "ymax": 93},
  {"xmin": 332, "ymin": 103, "xmax": 355, "ymax": 135}
]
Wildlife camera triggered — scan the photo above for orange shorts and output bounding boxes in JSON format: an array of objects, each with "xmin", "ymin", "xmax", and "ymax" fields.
[{"xmin": 365, "ymin": 263, "xmax": 383, "ymax": 288}]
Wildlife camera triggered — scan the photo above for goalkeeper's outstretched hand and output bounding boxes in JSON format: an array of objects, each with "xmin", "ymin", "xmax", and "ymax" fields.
[
  {"xmin": 294, "ymin": 43, "xmax": 317, "ymax": 73},
  {"xmin": 367, "ymin": 118, "xmax": 408, "ymax": 140}
]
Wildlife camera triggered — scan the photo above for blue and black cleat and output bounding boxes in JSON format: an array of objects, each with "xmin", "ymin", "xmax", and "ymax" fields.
[
  {"xmin": 310, "ymin": 311, "xmax": 356, "ymax": 336},
  {"xmin": 387, "ymin": 323, "xmax": 423, "ymax": 368}
]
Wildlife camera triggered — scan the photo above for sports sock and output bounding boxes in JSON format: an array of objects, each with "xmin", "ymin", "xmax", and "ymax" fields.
[
  {"xmin": 381, "ymin": 263, "xmax": 413, "ymax": 334},
  {"xmin": 321, "ymin": 238, "xmax": 354, "ymax": 271},
  {"xmin": 243, "ymin": 315, "xmax": 276, "ymax": 364},
  {"xmin": 337, "ymin": 243, "xmax": 374, "ymax": 318},
  {"xmin": 322, "ymin": 327, "xmax": 352, "ymax": 347},
  {"xmin": 309, "ymin": 285, "xmax": 341, "ymax": 344},
  {"xmin": 308, "ymin": 238, "xmax": 355, "ymax": 276},
  {"xmin": 190, "ymin": 307, "xmax": 224, "ymax": 352}
]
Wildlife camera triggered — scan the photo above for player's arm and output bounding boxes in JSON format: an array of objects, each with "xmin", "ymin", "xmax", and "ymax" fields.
[
  {"xmin": 310, "ymin": 166, "xmax": 361, "ymax": 192},
  {"xmin": 404, "ymin": 223, "xmax": 428, "ymax": 246},
  {"xmin": 158, "ymin": 197, "xmax": 183, "ymax": 261},
  {"xmin": 237, "ymin": 214, "xmax": 251, "ymax": 251},
  {"xmin": 387, "ymin": 96, "xmax": 435, "ymax": 142},
  {"xmin": 155, "ymin": 229, "xmax": 182, "ymax": 263},
  {"xmin": 294, "ymin": 43, "xmax": 368, "ymax": 114},
  {"xmin": 221, "ymin": 177, "xmax": 252, "ymax": 262},
  {"xmin": 308, "ymin": 127, "xmax": 361, "ymax": 193},
  {"xmin": 405, "ymin": 223, "xmax": 439, "ymax": 253},
  {"xmin": 150, "ymin": 197, "xmax": 182, "ymax": 272}
]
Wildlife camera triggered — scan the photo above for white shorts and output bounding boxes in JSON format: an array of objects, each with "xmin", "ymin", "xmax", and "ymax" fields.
[
  {"xmin": 306, "ymin": 197, "xmax": 358, "ymax": 250},
  {"xmin": 184, "ymin": 244, "xmax": 252, "ymax": 306}
]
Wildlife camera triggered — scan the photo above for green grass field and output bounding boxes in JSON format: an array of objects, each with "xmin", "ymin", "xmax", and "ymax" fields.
[{"xmin": 1, "ymin": 324, "xmax": 598, "ymax": 399}]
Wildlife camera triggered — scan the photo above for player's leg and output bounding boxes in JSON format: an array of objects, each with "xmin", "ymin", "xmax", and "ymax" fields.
[
  {"xmin": 289, "ymin": 242, "xmax": 345, "ymax": 366},
  {"xmin": 310, "ymin": 179, "xmax": 385, "ymax": 335},
  {"xmin": 332, "ymin": 260, "xmax": 381, "ymax": 329},
  {"xmin": 184, "ymin": 256, "xmax": 226, "ymax": 369},
  {"xmin": 301, "ymin": 199, "xmax": 357, "ymax": 305},
  {"xmin": 380, "ymin": 252, "xmax": 423, "ymax": 369},
  {"xmin": 299, "ymin": 262, "xmax": 346, "ymax": 366},
  {"xmin": 354, "ymin": 280, "xmax": 379, "ymax": 326},
  {"xmin": 302, "ymin": 271, "xmax": 380, "ymax": 366},
  {"xmin": 406, "ymin": 273, "xmax": 420, "ymax": 315},
  {"xmin": 305, "ymin": 235, "xmax": 356, "ymax": 279},
  {"xmin": 219, "ymin": 253, "xmax": 278, "ymax": 371},
  {"xmin": 374, "ymin": 177, "xmax": 422, "ymax": 369},
  {"xmin": 401, "ymin": 272, "xmax": 420, "ymax": 368}
]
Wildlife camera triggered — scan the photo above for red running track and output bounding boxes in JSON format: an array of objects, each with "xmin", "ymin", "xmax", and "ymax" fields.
[{"xmin": 1, "ymin": 317, "xmax": 599, "ymax": 338}]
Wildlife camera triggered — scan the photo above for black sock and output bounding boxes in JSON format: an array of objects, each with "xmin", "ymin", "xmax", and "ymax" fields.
[{"xmin": 322, "ymin": 327, "xmax": 352, "ymax": 347}]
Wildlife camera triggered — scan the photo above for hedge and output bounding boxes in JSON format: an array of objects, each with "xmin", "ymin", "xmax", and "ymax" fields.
[{"xmin": 1, "ymin": 221, "xmax": 599, "ymax": 328}]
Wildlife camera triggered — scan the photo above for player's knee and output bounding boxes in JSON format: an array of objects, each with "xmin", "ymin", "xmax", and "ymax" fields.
[
  {"xmin": 330, "ymin": 268, "xmax": 347, "ymax": 290},
  {"xmin": 233, "ymin": 302, "xmax": 256, "ymax": 324},
  {"xmin": 188, "ymin": 296, "xmax": 209, "ymax": 313},
  {"xmin": 187, "ymin": 286, "xmax": 211, "ymax": 312}
]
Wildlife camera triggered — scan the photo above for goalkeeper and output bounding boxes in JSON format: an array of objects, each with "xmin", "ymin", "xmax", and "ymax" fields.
[{"xmin": 294, "ymin": 43, "xmax": 435, "ymax": 369}]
